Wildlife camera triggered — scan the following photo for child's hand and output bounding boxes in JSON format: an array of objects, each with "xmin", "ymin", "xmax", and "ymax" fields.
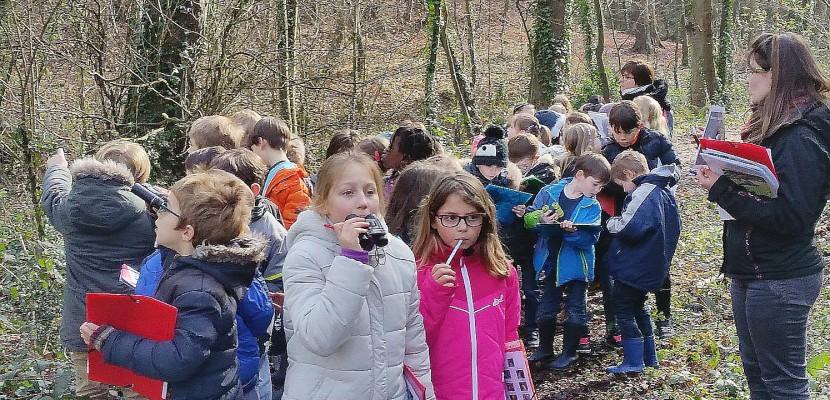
[
  {"xmin": 512, "ymin": 205, "xmax": 526, "ymax": 218},
  {"xmin": 46, "ymin": 148, "xmax": 68, "ymax": 168},
  {"xmin": 431, "ymin": 263, "xmax": 456, "ymax": 288},
  {"xmin": 540, "ymin": 211, "xmax": 559, "ymax": 224},
  {"xmin": 80, "ymin": 322, "xmax": 100, "ymax": 346},
  {"xmin": 332, "ymin": 216, "xmax": 369, "ymax": 251},
  {"xmin": 561, "ymin": 220, "xmax": 577, "ymax": 232}
]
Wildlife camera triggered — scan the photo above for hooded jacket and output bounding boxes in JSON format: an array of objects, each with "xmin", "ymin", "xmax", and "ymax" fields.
[
  {"xmin": 417, "ymin": 247, "xmax": 520, "ymax": 400},
  {"xmin": 98, "ymin": 236, "xmax": 265, "ymax": 400},
  {"xmin": 249, "ymin": 195, "xmax": 288, "ymax": 291},
  {"xmin": 263, "ymin": 160, "xmax": 312, "ymax": 229},
  {"xmin": 708, "ymin": 101, "xmax": 830, "ymax": 280},
  {"xmin": 606, "ymin": 165, "xmax": 681, "ymax": 292},
  {"xmin": 524, "ymin": 178, "xmax": 603, "ymax": 285},
  {"xmin": 40, "ymin": 158, "xmax": 156, "ymax": 351},
  {"xmin": 621, "ymin": 79, "xmax": 673, "ymax": 112},
  {"xmin": 281, "ymin": 210, "xmax": 434, "ymax": 400}
]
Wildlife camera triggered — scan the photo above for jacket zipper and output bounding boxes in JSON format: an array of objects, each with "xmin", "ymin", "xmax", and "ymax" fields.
[
  {"xmin": 460, "ymin": 260, "xmax": 479, "ymax": 400},
  {"xmin": 744, "ymin": 226, "xmax": 764, "ymax": 279},
  {"xmin": 554, "ymin": 199, "xmax": 592, "ymax": 286}
]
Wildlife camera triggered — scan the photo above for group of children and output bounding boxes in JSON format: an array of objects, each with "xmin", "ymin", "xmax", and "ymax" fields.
[{"xmin": 43, "ymin": 85, "xmax": 683, "ymax": 399}]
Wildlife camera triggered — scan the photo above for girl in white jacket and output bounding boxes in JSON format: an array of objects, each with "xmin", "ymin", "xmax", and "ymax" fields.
[{"xmin": 281, "ymin": 152, "xmax": 435, "ymax": 400}]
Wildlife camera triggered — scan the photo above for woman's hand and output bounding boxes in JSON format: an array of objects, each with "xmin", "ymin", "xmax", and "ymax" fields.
[
  {"xmin": 331, "ymin": 216, "xmax": 369, "ymax": 251},
  {"xmin": 692, "ymin": 165, "xmax": 722, "ymax": 191},
  {"xmin": 512, "ymin": 205, "xmax": 527, "ymax": 218},
  {"xmin": 80, "ymin": 322, "xmax": 100, "ymax": 346},
  {"xmin": 431, "ymin": 263, "xmax": 456, "ymax": 288}
]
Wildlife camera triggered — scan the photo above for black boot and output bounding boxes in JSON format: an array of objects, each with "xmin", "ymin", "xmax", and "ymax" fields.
[
  {"xmin": 549, "ymin": 323, "xmax": 584, "ymax": 371},
  {"xmin": 528, "ymin": 320, "xmax": 556, "ymax": 362}
]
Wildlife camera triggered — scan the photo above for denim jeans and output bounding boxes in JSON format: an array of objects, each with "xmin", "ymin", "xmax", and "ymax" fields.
[
  {"xmin": 731, "ymin": 271, "xmax": 822, "ymax": 400},
  {"xmin": 516, "ymin": 256, "xmax": 540, "ymax": 331},
  {"xmin": 613, "ymin": 282, "xmax": 654, "ymax": 339},
  {"xmin": 536, "ymin": 279, "xmax": 588, "ymax": 326}
]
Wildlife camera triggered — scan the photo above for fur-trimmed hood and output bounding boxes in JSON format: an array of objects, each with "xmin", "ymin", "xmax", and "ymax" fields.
[
  {"xmin": 179, "ymin": 235, "xmax": 267, "ymax": 301},
  {"xmin": 64, "ymin": 157, "xmax": 149, "ymax": 234}
]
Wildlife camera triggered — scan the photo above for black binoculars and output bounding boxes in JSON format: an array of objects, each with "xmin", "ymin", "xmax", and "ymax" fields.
[
  {"xmin": 346, "ymin": 214, "xmax": 389, "ymax": 251},
  {"xmin": 131, "ymin": 183, "xmax": 168, "ymax": 212}
]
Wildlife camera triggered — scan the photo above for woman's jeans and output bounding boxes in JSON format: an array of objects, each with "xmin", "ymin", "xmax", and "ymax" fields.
[{"xmin": 730, "ymin": 271, "xmax": 822, "ymax": 400}]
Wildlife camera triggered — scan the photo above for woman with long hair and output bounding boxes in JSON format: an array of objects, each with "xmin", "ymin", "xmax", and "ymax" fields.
[{"xmin": 694, "ymin": 32, "xmax": 830, "ymax": 399}]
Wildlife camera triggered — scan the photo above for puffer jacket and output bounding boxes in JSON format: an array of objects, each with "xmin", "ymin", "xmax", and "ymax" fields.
[
  {"xmin": 281, "ymin": 210, "xmax": 435, "ymax": 400},
  {"xmin": 263, "ymin": 161, "xmax": 311, "ymax": 229},
  {"xmin": 709, "ymin": 101, "xmax": 830, "ymax": 280},
  {"xmin": 98, "ymin": 236, "xmax": 265, "ymax": 400},
  {"xmin": 40, "ymin": 158, "xmax": 155, "ymax": 351},
  {"xmin": 606, "ymin": 165, "xmax": 681, "ymax": 292},
  {"xmin": 417, "ymin": 246, "xmax": 520, "ymax": 400},
  {"xmin": 524, "ymin": 178, "xmax": 603, "ymax": 285}
]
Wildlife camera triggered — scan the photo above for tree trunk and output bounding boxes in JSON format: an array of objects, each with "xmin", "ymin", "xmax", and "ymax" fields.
[
  {"xmin": 276, "ymin": 0, "xmax": 299, "ymax": 135},
  {"xmin": 530, "ymin": 0, "xmax": 570, "ymax": 106},
  {"xmin": 440, "ymin": 2, "xmax": 479, "ymax": 135},
  {"xmin": 349, "ymin": 0, "xmax": 366, "ymax": 126},
  {"xmin": 715, "ymin": 0, "xmax": 733, "ymax": 106},
  {"xmin": 594, "ymin": 0, "xmax": 611, "ymax": 102},
  {"xmin": 686, "ymin": 0, "xmax": 716, "ymax": 106},
  {"xmin": 463, "ymin": 0, "xmax": 477, "ymax": 91},
  {"xmin": 123, "ymin": 0, "xmax": 201, "ymax": 179},
  {"xmin": 424, "ymin": 0, "xmax": 442, "ymax": 128},
  {"xmin": 632, "ymin": 0, "xmax": 660, "ymax": 53}
]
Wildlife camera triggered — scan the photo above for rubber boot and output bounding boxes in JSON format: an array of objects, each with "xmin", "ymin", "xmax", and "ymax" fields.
[
  {"xmin": 643, "ymin": 336, "xmax": 659, "ymax": 368},
  {"xmin": 528, "ymin": 320, "xmax": 556, "ymax": 362},
  {"xmin": 607, "ymin": 337, "xmax": 645, "ymax": 374},
  {"xmin": 548, "ymin": 323, "xmax": 583, "ymax": 371}
]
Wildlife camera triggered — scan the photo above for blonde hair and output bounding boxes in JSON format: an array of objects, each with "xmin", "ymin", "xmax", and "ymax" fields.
[
  {"xmin": 633, "ymin": 96, "xmax": 669, "ymax": 135},
  {"xmin": 287, "ymin": 136, "xmax": 306, "ymax": 165},
  {"xmin": 412, "ymin": 173, "xmax": 510, "ymax": 278},
  {"xmin": 230, "ymin": 109, "xmax": 262, "ymax": 136},
  {"xmin": 95, "ymin": 139, "xmax": 152, "ymax": 183},
  {"xmin": 564, "ymin": 111, "xmax": 593, "ymax": 129},
  {"xmin": 312, "ymin": 152, "xmax": 386, "ymax": 215},
  {"xmin": 188, "ymin": 115, "xmax": 245, "ymax": 150},
  {"xmin": 511, "ymin": 113, "xmax": 542, "ymax": 136},
  {"xmin": 556, "ymin": 123, "xmax": 599, "ymax": 175},
  {"xmin": 508, "ymin": 133, "xmax": 541, "ymax": 162},
  {"xmin": 552, "ymin": 94, "xmax": 573, "ymax": 113},
  {"xmin": 171, "ymin": 169, "xmax": 254, "ymax": 245},
  {"xmin": 611, "ymin": 150, "xmax": 649, "ymax": 181}
]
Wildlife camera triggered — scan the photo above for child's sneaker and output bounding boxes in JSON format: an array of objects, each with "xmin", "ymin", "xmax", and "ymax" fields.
[
  {"xmin": 605, "ymin": 333, "xmax": 622, "ymax": 348},
  {"xmin": 655, "ymin": 318, "xmax": 675, "ymax": 339},
  {"xmin": 576, "ymin": 336, "xmax": 592, "ymax": 354}
]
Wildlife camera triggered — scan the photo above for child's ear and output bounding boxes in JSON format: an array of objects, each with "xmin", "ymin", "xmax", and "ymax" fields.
[
  {"xmin": 251, "ymin": 183, "xmax": 261, "ymax": 197},
  {"xmin": 180, "ymin": 225, "xmax": 195, "ymax": 243}
]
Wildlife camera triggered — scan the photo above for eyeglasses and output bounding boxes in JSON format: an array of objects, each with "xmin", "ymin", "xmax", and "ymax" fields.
[
  {"xmin": 748, "ymin": 66, "xmax": 769, "ymax": 74},
  {"xmin": 434, "ymin": 213, "xmax": 486, "ymax": 228},
  {"xmin": 155, "ymin": 204, "xmax": 181, "ymax": 219}
]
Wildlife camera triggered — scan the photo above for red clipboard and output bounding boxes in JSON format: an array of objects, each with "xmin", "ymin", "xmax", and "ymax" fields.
[
  {"xmin": 699, "ymin": 138, "xmax": 777, "ymax": 177},
  {"xmin": 86, "ymin": 293, "xmax": 177, "ymax": 400}
]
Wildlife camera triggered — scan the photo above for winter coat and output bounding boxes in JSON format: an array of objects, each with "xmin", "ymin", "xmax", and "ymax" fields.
[
  {"xmin": 621, "ymin": 79, "xmax": 673, "ymax": 113},
  {"xmin": 281, "ymin": 210, "xmax": 435, "ymax": 400},
  {"xmin": 98, "ymin": 236, "xmax": 265, "ymax": 400},
  {"xmin": 263, "ymin": 161, "xmax": 311, "ymax": 229},
  {"xmin": 524, "ymin": 178, "xmax": 602, "ymax": 285},
  {"xmin": 510, "ymin": 160, "xmax": 558, "ymax": 263},
  {"xmin": 606, "ymin": 165, "xmax": 681, "ymax": 292},
  {"xmin": 249, "ymin": 195, "xmax": 288, "ymax": 292},
  {"xmin": 464, "ymin": 162, "xmax": 513, "ymax": 188},
  {"xmin": 709, "ymin": 101, "xmax": 830, "ymax": 280},
  {"xmin": 40, "ymin": 158, "xmax": 155, "ymax": 352},
  {"xmin": 417, "ymin": 247, "xmax": 520, "ymax": 400}
]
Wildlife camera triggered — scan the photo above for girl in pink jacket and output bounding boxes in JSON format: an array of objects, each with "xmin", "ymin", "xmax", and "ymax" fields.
[{"xmin": 412, "ymin": 173, "xmax": 521, "ymax": 400}]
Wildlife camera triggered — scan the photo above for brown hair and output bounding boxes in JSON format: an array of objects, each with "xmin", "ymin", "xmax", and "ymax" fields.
[
  {"xmin": 609, "ymin": 100, "xmax": 643, "ymax": 132},
  {"xmin": 742, "ymin": 32, "xmax": 830, "ymax": 144},
  {"xmin": 188, "ymin": 115, "xmax": 244, "ymax": 150},
  {"xmin": 287, "ymin": 136, "xmax": 306, "ymax": 165},
  {"xmin": 357, "ymin": 137, "xmax": 388, "ymax": 161},
  {"xmin": 95, "ymin": 140, "xmax": 152, "ymax": 183},
  {"xmin": 210, "ymin": 148, "xmax": 267, "ymax": 187},
  {"xmin": 572, "ymin": 153, "xmax": 611, "ymax": 184},
  {"xmin": 610, "ymin": 150, "xmax": 649, "ymax": 181},
  {"xmin": 511, "ymin": 113, "xmax": 542, "ymax": 136},
  {"xmin": 386, "ymin": 162, "xmax": 452, "ymax": 240},
  {"xmin": 312, "ymin": 152, "xmax": 386, "ymax": 215},
  {"xmin": 565, "ymin": 111, "xmax": 593, "ymax": 128},
  {"xmin": 230, "ymin": 109, "xmax": 262, "ymax": 136},
  {"xmin": 633, "ymin": 96, "xmax": 668, "ymax": 135},
  {"xmin": 185, "ymin": 146, "xmax": 226, "ymax": 174},
  {"xmin": 412, "ymin": 173, "xmax": 510, "ymax": 278},
  {"xmin": 556, "ymin": 123, "xmax": 599, "ymax": 174},
  {"xmin": 620, "ymin": 60, "xmax": 655, "ymax": 86},
  {"xmin": 171, "ymin": 169, "xmax": 254, "ymax": 245},
  {"xmin": 326, "ymin": 129, "xmax": 361, "ymax": 159},
  {"xmin": 552, "ymin": 94, "xmax": 573, "ymax": 113},
  {"xmin": 246, "ymin": 117, "xmax": 292, "ymax": 151},
  {"xmin": 421, "ymin": 154, "xmax": 464, "ymax": 171},
  {"xmin": 508, "ymin": 133, "xmax": 541, "ymax": 162},
  {"xmin": 538, "ymin": 125, "xmax": 552, "ymax": 146}
]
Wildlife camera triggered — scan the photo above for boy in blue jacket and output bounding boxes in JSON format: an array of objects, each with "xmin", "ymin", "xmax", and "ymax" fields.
[
  {"xmin": 81, "ymin": 170, "xmax": 265, "ymax": 399},
  {"xmin": 521, "ymin": 153, "xmax": 611, "ymax": 371},
  {"xmin": 605, "ymin": 150, "xmax": 681, "ymax": 374}
]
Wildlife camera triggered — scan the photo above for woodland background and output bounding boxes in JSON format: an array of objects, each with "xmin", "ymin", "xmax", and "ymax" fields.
[{"xmin": 1, "ymin": 0, "xmax": 830, "ymax": 398}]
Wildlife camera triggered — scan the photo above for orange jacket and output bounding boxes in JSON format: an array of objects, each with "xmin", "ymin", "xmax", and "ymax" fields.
[{"xmin": 263, "ymin": 162, "xmax": 311, "ymax": 229}]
